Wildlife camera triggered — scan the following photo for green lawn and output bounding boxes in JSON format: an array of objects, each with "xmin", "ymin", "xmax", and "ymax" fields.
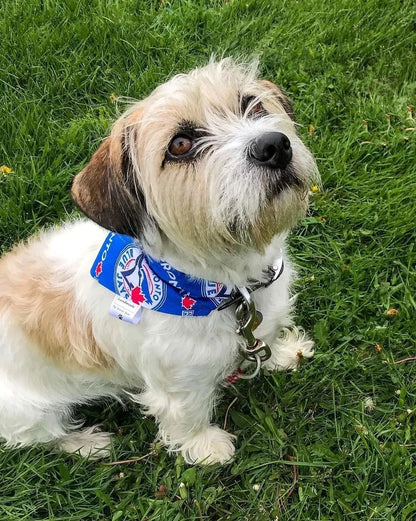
[{"xmin": 1, "ymin": 0, "xmax": 415, "ymax": 519}]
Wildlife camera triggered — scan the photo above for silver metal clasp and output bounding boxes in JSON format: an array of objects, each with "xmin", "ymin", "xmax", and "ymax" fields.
[{"xmin": 234, "ymin": 287, "xmax": 271, "ymax": 379}]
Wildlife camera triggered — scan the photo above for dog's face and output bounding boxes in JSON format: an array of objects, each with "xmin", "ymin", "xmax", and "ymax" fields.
[{"xmin": 72, "ymin": 59, "xmax": 317, "ymax": 259}]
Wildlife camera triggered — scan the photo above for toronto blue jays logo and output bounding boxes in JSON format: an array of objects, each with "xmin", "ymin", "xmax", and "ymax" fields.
[
  {"xmin": 201, "ymin": 280, "xmax": 226, "ymax": 306},
  {"xmin": 114, "ymin": 244, "xmax": 166, "ymax": 309}
]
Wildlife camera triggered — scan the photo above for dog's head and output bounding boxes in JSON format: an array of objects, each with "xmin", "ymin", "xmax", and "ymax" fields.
[{"xmin": 72, "ymin": 59, "xmax": 318, "ymax": 260}]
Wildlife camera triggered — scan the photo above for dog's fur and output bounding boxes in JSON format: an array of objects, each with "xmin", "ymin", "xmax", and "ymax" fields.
[{"xmin": 0, "ymin": 59, "xmax": 317, "ymax": 464}]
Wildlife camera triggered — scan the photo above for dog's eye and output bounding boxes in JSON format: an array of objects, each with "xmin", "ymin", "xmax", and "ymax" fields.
[
  {"xmin": 241, "ymin": 95, "xmax": 265, "ymax": 118},
  {"xmin": 248, "ymin": 101, "xmax": 264, "ymax": 117},
  {"xmin": 168, "ymin": 135, "xmax": 193, "ymax": 156}
]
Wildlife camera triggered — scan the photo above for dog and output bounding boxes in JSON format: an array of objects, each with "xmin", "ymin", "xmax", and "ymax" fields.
[{"xmin": 0, "ymin": 59, "xmax": 318, "ymax": 464}]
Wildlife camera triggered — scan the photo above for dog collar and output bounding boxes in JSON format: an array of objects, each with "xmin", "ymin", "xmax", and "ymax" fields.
[
  {"xmin": 91, "ymin": 232, "xmax": 232, "ymax": 319},
  {"xmin": 91, "ymin": 232, "xmax": 284, "ymax": 325}
]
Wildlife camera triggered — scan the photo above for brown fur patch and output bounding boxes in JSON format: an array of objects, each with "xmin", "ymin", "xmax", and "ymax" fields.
[
  {"xmin": 71, "ymin": 108, "xmax": 147, "ymax": 238},
  {"xmin": 0, "ymin": 237, "xmax": 114, "ymax": 372},
  {"xmin": 260, "ymin": 80, "xmax": 295, "ymax": 121}
]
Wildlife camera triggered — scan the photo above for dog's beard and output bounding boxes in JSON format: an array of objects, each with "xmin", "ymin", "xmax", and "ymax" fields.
[{"xmin": 208, "ymin": 161, "xmax": 310, "ymax": 252}]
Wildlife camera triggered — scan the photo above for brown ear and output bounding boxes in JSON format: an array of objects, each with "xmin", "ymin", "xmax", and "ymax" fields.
[
  {"xmin": 261, "ymin": 80, "xmax": 296, "ymax": 122},
  {"xmin": 71, "ymin": 134, "xmax": 147, "ymax": 238}
]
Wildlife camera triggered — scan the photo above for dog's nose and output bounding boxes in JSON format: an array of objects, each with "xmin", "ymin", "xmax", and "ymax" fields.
[{"xmin": 248, "ymin": 132, "xmax": 292, "ymax": 169}]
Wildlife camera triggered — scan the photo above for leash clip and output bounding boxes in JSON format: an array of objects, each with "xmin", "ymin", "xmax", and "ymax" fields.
[
  {"xmin": 234, "ymin": 287, "xmax": 271, "ymax": 379},
  {"xmin": 220, "ymin": 255, "xmax": 284, "ymax": 382}
]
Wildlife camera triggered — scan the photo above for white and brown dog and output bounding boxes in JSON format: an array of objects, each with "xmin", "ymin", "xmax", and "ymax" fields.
[{"xmin": 0, "ymin": 59, "xmax": 317, "ymax": 464}]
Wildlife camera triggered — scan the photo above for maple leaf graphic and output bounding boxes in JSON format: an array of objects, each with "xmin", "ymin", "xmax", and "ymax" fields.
[
  {"xmin": 95, "ymin": 262, "xmax": 103, "ymax": 277},
  {"xmin": 131, "ymin": 286, "xmax": 146, "ymax": 304},
  {"xmin": 182, "ymin": 295, "xmax": 196, "ymax": 310}
]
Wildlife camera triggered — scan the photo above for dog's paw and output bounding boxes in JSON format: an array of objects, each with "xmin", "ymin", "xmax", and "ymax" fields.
[
  {"xmin": 55, "ymin": 426, "xmax": 112, "ymax": 460},
  {"xmin": 180, "ymin": 426, "xmax": 235, "ymax": 465},
  {"xmin": 263, "ymin": 326, "xmax": 314, "ymax": 372}
]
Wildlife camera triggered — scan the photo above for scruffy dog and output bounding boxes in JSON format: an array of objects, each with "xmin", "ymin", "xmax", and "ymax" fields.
[{"xmin": 0, "ymin": 59, "xmax": 317, "ymax": 464}]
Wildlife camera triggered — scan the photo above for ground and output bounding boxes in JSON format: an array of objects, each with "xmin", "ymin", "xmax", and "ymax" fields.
[{"xmin": 0, "ymin": 0, "xmax": 415, "ymax": 519}]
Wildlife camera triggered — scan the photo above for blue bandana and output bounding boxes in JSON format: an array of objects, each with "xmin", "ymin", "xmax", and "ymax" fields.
[{"xmin": 91, "ymin": 232, "xmax": 231, "ymax": 317}]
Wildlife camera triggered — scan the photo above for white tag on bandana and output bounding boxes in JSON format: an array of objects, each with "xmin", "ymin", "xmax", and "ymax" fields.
[{"xmin": 109, "ymin": 295, "xmax": 142, "ymax": 324}]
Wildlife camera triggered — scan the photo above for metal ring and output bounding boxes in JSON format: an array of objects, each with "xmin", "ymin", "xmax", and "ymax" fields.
[
  {"xmin": 236, "ymin": 354, "xmax": 262, "ymax": 380},
  {"xmin": 241, "ymin": 339, "xmax": 272, "ymax": 363}
]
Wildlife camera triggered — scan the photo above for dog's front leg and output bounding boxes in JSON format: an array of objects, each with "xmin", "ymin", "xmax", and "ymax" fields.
[
  {"xmin": 137, "ymin": 375, "xmax": 235, "ymax": 465},
  {"xmin": 263, "ymin": 326, "xmax": 315, "ymax": 371}
]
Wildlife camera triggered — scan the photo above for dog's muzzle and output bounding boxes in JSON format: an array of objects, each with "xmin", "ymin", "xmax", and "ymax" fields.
[{"xmin": 247, "ymin": 132, "xmax": 293, "ymax": 170}]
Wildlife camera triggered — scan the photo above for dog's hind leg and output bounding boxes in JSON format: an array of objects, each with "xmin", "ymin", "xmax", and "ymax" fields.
[
  {"xmin": 0, "ymin": 311, "xmax": 112, "ymax": 459},
  {"xmin": 54, "ymin": 426, "xmax": 112, "ymax": 459},
  {"xmin": 0, "ymin": 397, "xmax": 111, "ymax": 459},
  {"xmin": 0, "ymin": 397, "xmax": 68, "ymax": 448}
]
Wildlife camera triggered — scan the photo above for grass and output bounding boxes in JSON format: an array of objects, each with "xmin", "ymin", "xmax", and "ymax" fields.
[{"xmin": 0, "ymin": 0, "xmax": 415, "ymax": 519}]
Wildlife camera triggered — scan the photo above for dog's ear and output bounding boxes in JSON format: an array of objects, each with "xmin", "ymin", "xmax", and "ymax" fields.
[
  {"xmin": 71, "ymin": 130, "xmax": 147, "ymax": 238},
  {"xmin": 260, "ymin": 80, "xmax": 295, "ymax": 122}
]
